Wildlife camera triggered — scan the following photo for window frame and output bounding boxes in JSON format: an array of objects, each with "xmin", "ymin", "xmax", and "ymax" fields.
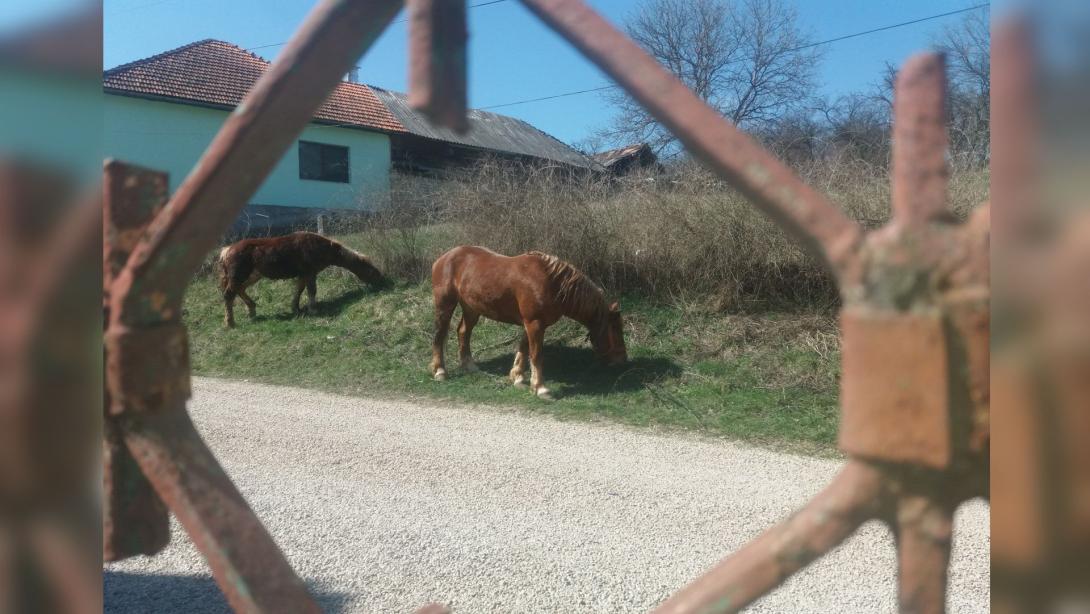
[{"xmin": 298, "ymin": 140, "xmax": 351, "ymax": 184}]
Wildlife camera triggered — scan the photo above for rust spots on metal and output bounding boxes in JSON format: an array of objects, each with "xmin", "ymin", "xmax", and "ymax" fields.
[
  {"xmin": 102, "ymin": 161, "xmax": 173, "ymax": 562},
  {"xmin": 651, "ymin": 462, "xmax": 886, "ymax": 614},
  {"xmin": 408, "ymin": 0, "xmax": 469, "ymax": 133},
  {"xmin": 895, "ymin": 494, "xmax": 953, "ymax": 614},
  {"xmin": 839, "ymin": 307, "xmax": 951, "ymax": 469},
  {"xmin": 891, "ymin": 53, "xmax": 949, "ymax": 226},
  {"xmin": 123, "ymin": 406, "xmax": 322, "ymax": 613},
  {"xmin": 0, "ymin": 159, "xmax": 105, "ymax": 612},
  {"xmin": 103, "ymin": 420, "xmax": 170, "ymax": 561},
  {"xmin": 990, "ymin": 357, "xmax": 1045, "ymax": 570},
  {"xmin": 990, "ymin": 19, "xmax": 1037, "ymax": 240},
  {"xmin": 103, "ymin": 161, "xmax": 169, "ymax": 280},
  {"xmin": 104, "ymin": 323, "xmax": 191, "ymax": 416},
  {"xmin": 947, "ymin": 300, "xmax": 989, "ymax": 457}
]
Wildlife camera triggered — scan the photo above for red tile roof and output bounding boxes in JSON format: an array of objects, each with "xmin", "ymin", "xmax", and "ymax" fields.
[{"xmin": 104, "ymin": 39, "xmax": 404, "ymax": 133}]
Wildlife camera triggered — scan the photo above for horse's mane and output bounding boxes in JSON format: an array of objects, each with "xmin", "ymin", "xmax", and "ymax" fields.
[{"xmin": 528, "ymin": 251, "xmax": 606, "ymax": 319}]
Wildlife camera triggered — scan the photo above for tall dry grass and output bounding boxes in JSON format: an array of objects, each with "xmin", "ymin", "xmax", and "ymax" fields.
[{"xmin": 349, "ymin": 156, "xmax": 988, "ymax": 310}]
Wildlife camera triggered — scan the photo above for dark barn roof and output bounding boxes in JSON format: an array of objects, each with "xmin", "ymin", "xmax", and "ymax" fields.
[{"xmin": 371, "ymin": 88, "xmax": 601, "ymax": 171}]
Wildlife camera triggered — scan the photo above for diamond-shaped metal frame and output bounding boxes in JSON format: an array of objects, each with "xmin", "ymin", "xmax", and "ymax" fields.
[{"xmin": 94, "ymin": 1, "xmax": 994, "ymax": 612}]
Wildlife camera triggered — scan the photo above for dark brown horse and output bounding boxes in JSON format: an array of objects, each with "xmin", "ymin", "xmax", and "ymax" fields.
[
  {"xmin": 430, "ymin": 246, "xmax": 627, "ymax": 399},
  {"xmin": 218, "ymin": 231, "xmax": 389, "ymax": 327}
]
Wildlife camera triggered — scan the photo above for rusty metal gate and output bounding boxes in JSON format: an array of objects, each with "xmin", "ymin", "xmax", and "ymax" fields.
[{"xmin": 94, "ymin": 0, "xmax": 993, "ymax": 612}]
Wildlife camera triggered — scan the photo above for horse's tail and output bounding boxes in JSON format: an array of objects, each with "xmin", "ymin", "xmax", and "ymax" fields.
[{"xmin": 216, "ymin": 245, "xmax": 233, "ymax": 291}]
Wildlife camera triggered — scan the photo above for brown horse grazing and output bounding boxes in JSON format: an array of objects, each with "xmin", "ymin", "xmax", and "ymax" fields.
[
  {"xmin": 218, "ymin": 231, "xmax": 389, "ymax": 327},
  {"xmin": 430, "ymin": 245, "xmax": 627, "ymax": 399}
]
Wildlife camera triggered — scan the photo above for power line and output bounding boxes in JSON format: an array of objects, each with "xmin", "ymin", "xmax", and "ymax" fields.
[
  {"xmin": 108, "ymin": 0, "xmax": 186, "ymax": 14},
  {"xmin": 245, "ymin": 0, "xmax": 511, "ymax": 52},
  {"xmin": 479, "ymin": 85, "xmax": 617, "ymax": 110},
  {"xmin": 478, "ymin": 3, "xmax": 989, "ymax": 111},
  {"xmin": 786, "ymin": 3, "xmax": 988, "ymax": 53}
]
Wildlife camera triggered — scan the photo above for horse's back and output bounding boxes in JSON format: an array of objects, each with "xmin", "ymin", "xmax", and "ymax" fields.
[
  {"xmin": 433, "ymin": 245, "xmax": 501, "ymax": 280},
  {"xmin": 434, "ymin": 244, "xmax": 505, "ymax": 266},
  {"xmin": 225, "ymin": 231, "xmax": 338, "ymax": 280},
  {"xmin": 432, "ymin": 245, "xmax": 543, "ymax": 284},
  {"xmin": 432, "ymin": 246, "xmax": 549, "ymax": 323}
]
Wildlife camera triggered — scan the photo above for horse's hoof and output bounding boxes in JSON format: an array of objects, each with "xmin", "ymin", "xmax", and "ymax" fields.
[
  {"xmin": 462, "ymin": 362, "xmax": 479, "ymax": 373},
  {"xmin": 511, "ymin": 375, "xmax": 526, "ymax": 388},
  {"xmin": 433, "ymin": 369, "xmax": 447, "ymax": 382},
  {"xmin": 535, "ymin": 387, "xmax": 554, "ymax": 400}
]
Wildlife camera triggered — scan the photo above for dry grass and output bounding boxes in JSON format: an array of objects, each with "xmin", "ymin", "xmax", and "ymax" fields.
[{"xmin": 349, "ymin": 157, "xmax": 987, "ymax": 310}]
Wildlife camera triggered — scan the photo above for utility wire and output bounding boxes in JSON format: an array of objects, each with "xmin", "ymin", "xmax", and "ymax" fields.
[
  {"xmin": 478, "ymin": 3, "xmax": 989, "ymax": 110},
  {"xmin": 245, "ymin": 0, "xmax": 511, "ymax": 51},
  {"xmin": 479, "ymin": 85, "xmax": 618, "ymax": 110},
  {"xmin": 786, "ymin": 3, "xmax": 989, "ymax": 52}
]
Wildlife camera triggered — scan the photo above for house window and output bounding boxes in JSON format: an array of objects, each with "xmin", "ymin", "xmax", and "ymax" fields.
[{"xmin": 299, "ymin": 141, "xmax": 350, "ymax": 183}]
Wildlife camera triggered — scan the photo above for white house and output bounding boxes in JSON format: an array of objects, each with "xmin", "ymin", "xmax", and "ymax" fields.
[
  {"xmin": 104, "ymin": 39, "xmax": 404, "ymax": 233},
  {"xmin": 104, "ymin": 39, "xmax": 602, "ymax": 234}
]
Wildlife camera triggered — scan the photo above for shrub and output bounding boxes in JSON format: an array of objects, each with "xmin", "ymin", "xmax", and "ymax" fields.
[{"xmin": 383, "ymin": 157, "xmax": 987, "ymax": 310}]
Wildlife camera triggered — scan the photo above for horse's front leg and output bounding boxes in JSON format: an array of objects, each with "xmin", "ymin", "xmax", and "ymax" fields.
[
  {"xmin": 525, "ymin": 320, "xmax": 552, "ymax": 400},
  {"xmin": 431, "ymin": 295, "xmax": 456, "ymax": 381},
  {"xmin": 457, "ymin": 309, "xmax": 480, "ymax": 372},
  {"xmin": 509, "ymin": 333, "xmax": 529, "ymax": 387}
]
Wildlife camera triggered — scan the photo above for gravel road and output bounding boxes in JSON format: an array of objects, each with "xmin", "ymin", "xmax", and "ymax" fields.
[{"xmin": 105, "ymin": 377, "xmax": 989, "ymax": 613}]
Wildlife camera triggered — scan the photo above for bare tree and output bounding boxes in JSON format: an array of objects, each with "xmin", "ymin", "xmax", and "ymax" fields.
[
  {"xmin": 600, "ymin": 0, "xmax": 821, "ymax": 154},
  {"xmin": 934, "ymin": 8, "xmax": 990, "ymax": 169},
  {"xmin": 570, "ymin": 133, "xmax": 610, "ymax": 157},
  {"xmin": 865, "ymin": 10, "xmax": 989, "ymax": 170},
  {"xmin": 872, "ymin": 61, "xmax": 899, "ymax": 112},
  {"xmin": 817, "ymin": 93, "xmax": 891, "ymax": 166},
  {"xmin": 759, "ymin": 109, "xmax": 823, "ymax": 166}
]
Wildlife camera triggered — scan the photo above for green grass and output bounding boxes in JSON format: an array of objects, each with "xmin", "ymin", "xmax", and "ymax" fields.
[{"xmin": 184, "ymin": 265, "xmax": 842, "ymax": 455}]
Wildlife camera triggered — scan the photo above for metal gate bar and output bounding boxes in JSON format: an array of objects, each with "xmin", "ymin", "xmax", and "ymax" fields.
[
  {"xmin": 990, "ymin": 17, "xmax": 1090, "ymax": 612},
  {"xmin": 103, "ymin": 1, "xmax": 415, "ymax": 612},
  {"xmin": 1, "ymin": 161, "xmax": 102, "ymax": 614}
]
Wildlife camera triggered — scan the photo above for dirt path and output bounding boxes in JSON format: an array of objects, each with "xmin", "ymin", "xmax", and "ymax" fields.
[{"xmin": 105, "ymin": 377, "xmax": 989, "ymax": 613}]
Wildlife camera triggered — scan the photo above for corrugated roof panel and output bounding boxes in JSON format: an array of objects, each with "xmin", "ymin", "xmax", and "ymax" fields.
[{"xmin": 372, "ymin": 88, "xmax": 601, "ymax": 170}]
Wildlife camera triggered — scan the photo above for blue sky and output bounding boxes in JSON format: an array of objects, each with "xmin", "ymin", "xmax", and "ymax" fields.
[{"xmin": 98, "ymin": 0, "xmax": 988, "ymax": 146}]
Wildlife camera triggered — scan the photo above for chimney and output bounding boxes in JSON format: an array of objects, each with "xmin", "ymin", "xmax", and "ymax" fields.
[{"xmin": 345, "ymin": 66, "xmax": 360, "ymax": 83}]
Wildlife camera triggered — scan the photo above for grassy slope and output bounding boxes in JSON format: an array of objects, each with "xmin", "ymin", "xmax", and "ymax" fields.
[{"xmin": 185, "ymin": 262, "xmax": 842, "ymax": 455}]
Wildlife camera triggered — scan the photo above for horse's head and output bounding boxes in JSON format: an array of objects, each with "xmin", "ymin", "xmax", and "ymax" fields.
[{"xmin": 590, "ymin": 301, "xmax": 627, "ymax": 366}]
